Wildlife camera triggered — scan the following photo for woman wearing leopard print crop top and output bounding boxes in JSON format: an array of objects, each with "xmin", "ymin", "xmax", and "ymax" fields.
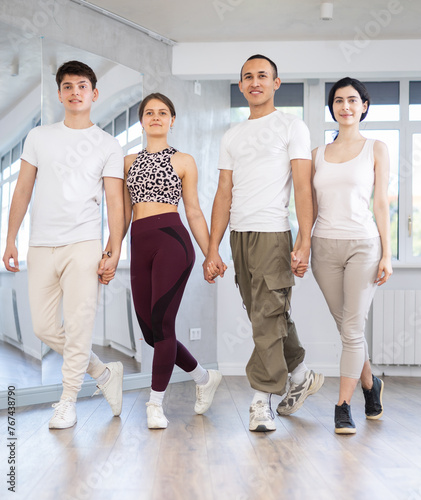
[{"xmin": 122, "ymin": 93, "xmax": 223, "ymax": 429}]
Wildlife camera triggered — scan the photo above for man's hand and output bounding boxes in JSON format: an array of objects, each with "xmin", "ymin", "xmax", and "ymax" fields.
[
  {"xmin": 2, "ymin": 244, "xmax": 19, "ymax": 272},
  {"xmin": 97, "ymin": 255, "xmax": 119, "ymax": 285},
  {"xmin": 203, "ymin": 249, "xmax": 226, "ymax": 284},
  {"xmin": 291, "ymin": 247, "xmax": 310, "ymax": 278}
]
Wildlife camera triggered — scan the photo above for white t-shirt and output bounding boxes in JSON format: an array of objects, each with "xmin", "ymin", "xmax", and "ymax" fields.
[
  {"xmin": 218, "ymin": 110, "xmax": 311, "ymax": 232},
  {"xmin": 312, "ymin": 139, "xmax": 379, "ymax": 239},
  {"xmin": 21, "ymin": 121, "xmax": 124, "ymax": 246}
]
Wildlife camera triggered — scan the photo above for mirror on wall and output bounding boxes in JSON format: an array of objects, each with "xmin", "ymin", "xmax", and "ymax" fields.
[{"xmin": 0, "ymin": 26, "xmax": 145, "ymax": 401}]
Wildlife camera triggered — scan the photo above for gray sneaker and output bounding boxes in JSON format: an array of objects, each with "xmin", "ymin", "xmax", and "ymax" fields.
[
  {"xmin": 92, "ymin": 361, "xmax": 123, "ymax": 416},
  {"xmin": 277, "ymin": 370, "xmax": 324, "ymax": 416},
  {"xmin": 249, "ymin": 401, "xmax": 276, "ymax": 432}
]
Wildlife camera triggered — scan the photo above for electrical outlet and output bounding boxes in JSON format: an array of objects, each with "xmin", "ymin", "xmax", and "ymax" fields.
[{"xmin": 189, "ymin": 328, "xmax": 201, "ymax": 340}]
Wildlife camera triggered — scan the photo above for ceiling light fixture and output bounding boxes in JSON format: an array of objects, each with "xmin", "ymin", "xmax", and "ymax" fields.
[{"xmin": 320, "ymin": 2, "xmax": 333, "ymax": 21}]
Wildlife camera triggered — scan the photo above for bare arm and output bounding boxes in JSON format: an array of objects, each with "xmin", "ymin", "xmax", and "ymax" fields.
[
  {"xmin": 2, "ymin": 160, "xmax": 37, "ymax": 272},
  {"xmin": 122, "ymin": 155, "xmax": 135, "ymax": 237},
  {"xmin": 180, "ymin": 154, "xmax": 210, "ymax": 257},
  {"xmin": 291, "ymin": 158, "xmax": 313, "ymax": 277},
  {"xmin": 373, "ymin": 140, "xmax": 393, "ymax": 286},
  {"xmin": 97, "ymin": 176, "xmax": 124, "ymax": 284},
  {"xmin": 203, "ymin": 169, "xmax": 233, "ymax": 283}
]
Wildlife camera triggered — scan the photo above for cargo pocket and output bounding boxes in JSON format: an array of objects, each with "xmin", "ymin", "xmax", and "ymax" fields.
[{"xmin": 262, "ymin": 270, "xmax": 295, "ymax": 319}]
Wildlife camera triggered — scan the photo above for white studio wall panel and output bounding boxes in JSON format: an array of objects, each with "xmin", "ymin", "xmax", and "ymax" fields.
[{"xmin": 173, "ymin": 40, "xmax": 421, "ymax": 80}]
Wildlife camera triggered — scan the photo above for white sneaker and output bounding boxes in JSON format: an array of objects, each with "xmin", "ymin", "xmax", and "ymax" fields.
[
  {"xmin": 92, "ymin": 362, "xmax": 123, "ymax": 416},
  {"xmin": 49, "ymin": 398, "xmax": 77, "ymax": 429},
  {"xmin": 276, "ymin": 370, "xmax": 324, "ymax": 416},
  {"xmin": 249, "ymin": 401, "xmax": 276, "ymax": 432},
  {"xmin": 194, "ymin": 369, "xmax": 222, "ymax": 414},
  {"xmin": 146, "ymin": 402, "xmax": 168, "ymax": 429}
]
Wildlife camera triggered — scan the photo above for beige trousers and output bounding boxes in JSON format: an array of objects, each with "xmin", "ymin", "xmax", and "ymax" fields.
[
  {"xmin": 311, "ymin": 236, "xmax": 381, "ymax": 379},
  {"xmin": 27, "ymin": 240, "xmax": 106, "ymax": 401}
]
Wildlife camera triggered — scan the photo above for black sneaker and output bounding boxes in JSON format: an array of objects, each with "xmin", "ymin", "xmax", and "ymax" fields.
[
  {"xmin": 362, "ymin": 375, "xmax": 384, "ymax": 420},
  {"xmin": 335, "ymin": 401, "xmax": 356, "ymax": 434}
]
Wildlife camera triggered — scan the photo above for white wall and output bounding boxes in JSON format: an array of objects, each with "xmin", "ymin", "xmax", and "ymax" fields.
[{"xmin": 173, "ymin": 40, "xmax": 421, "ymax": 80}]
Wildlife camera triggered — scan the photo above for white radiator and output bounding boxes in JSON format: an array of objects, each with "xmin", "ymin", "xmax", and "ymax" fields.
[{"xmin": 372, "ymin": 290, "xmax": 421, "ymax": 365}]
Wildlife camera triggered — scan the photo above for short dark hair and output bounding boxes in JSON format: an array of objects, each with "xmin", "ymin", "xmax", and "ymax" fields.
[
  {"xmin": 56, "ymin": 60, "xmax": 97, "ymax": 90},
  {"xmin": 328, "ymin": 77, "xmax": 370, "ymax": 122},
  {"xmin": 138, "ymin": 93, "xmax": 176, "ymax": 122},
  {"xmin": 240, "ymin": 54, "xmax": 278, "ymax": 81}
]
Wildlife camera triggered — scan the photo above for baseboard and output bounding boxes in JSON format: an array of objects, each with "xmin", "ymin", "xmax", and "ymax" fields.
[{"xmin": 0, "ymin": 363, "xmax": 218, "ymax": 409}]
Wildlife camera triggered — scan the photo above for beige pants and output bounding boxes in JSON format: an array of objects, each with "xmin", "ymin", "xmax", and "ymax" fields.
[
  {"xmin": 27, "ymin": 240, "xmax": 106, "ymax": 400},
  {"xmin": 230, "ymin": 231, "xmax": 305, "ymax": 396},
  {"xmin": 311, "ymin": 236, "xmax": 381, "ymax": 379}
]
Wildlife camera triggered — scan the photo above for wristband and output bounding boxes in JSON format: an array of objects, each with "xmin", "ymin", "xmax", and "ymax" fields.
[{"xmin": 102, "ymin": 251, "xmax": 112, "ymax": 258}]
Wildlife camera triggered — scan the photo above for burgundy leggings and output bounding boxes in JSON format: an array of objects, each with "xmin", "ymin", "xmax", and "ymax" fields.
[{"xmin": 130, "ymin": 212, "xmax": 198, "ymax": 391}]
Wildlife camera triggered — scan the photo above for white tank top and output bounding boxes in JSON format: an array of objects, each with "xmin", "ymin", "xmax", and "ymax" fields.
[{"xmin": 312, "ymin": 139, "xmax": 379, "ymax": 239}]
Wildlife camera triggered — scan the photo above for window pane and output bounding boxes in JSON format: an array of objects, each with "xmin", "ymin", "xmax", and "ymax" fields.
[
  {"xmin": 114, "ymin": 111, "xmax": 127, "ymax": 146},
  {"xmin": 362, "ymin": 130, "xmax": 399, "ymax": 260},
  {"xmin": 128, "ymin": 122, "xmax": 142, "ymax": 142},
  {"xmin": 11, "ymin": 159, "xmax": 20, "ymax": 176},
  {"xmin": 325, "ymin": 81, "xmax": 400, "ymax": 122},
  {"xmin": 103, "ymin": 122, "xmax": 112, "ymax": 136},
  {"xmin": 325, "ymin": 104, "xmax": 399, "ymax": 122},
  {"xmin": 127, "ymin": 144, "xmax": 142, "ymax": 155},
  {"xmin": 409, "ymin": 105, "xmax": 421, "ymax": 121},
  {"xmin": 413, "ymin": 134, "xmax": 421, "ymax": 257},
  {"xmin": 129, "ymin": 103, "xmax": 140, "ymax": 127},
  {"xmin": 11, "ymin": 144, "xmax": 20, "ymax": 163}
]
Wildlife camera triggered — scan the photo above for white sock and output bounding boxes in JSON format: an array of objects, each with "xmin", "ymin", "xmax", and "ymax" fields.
[
  {"xmin": 96, "ymin": 367, "xmax": 110, "ymax": 386},
  {"xmin": 149, "ymin": 389, "xmax": 165, "ymax": 406},
  {"xmin": 251, "ymin": 391, "xmax": 270, "ymax": 405},
  {"xmin": 189, "ymin": 364, "xmax": 209, "ymax": 385},
  {"xmin": 290, "ymin": 362, "xmax": 308, "ymax": 385}
]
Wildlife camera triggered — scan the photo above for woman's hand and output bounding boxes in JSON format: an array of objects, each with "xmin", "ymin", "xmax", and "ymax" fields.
[
  {"xmin": 375, "ymin": 256, "xmax": 393, "ymax": 286},
  {"xmin": 205, "ymin": 260, "xmax": 227, "ymax": 283}
]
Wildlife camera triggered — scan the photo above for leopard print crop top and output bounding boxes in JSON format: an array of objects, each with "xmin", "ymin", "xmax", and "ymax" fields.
[{"xmin": 126, "ymin": 146, "xmax": 182, "ymax": 206}]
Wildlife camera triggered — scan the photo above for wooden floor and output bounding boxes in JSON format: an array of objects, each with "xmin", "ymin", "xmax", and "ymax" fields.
[{"xmin": 1, "ymin": 376, "xmax": 420, "ymax": 500}]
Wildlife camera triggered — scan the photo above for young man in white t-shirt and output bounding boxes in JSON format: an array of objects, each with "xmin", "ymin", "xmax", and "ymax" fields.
[
  {"xmin": 2, "ymin": 61, "xmax": 125, "ymax": 429},
  {"xmin": 204, "ymin": 55, "xmax": 324, "ymax": 431}
]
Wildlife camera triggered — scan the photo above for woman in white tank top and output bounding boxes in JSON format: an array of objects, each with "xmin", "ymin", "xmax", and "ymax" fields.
[{"xmin": 305, "ymin": 78, "xmax": 392, "ymax": 434}]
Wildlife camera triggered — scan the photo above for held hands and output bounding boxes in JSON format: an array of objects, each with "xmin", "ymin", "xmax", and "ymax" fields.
[
  {"xmin": 203, "ymin": 251, "xmax": 227, "ymax": 284},
  {"xmin": 291, "ymin": 247, "xmax": 310, "ymax": 278},
  {"xmin": 97, "ymin": 254, "xmax": 118, "ymax": 285},
  {"xmin": 2, "ymin": 243, "xmax": 19, "ymax": 272},
  {"xmin": 375, "ymin": 256, "xmax": 393, "ymax": 286}
]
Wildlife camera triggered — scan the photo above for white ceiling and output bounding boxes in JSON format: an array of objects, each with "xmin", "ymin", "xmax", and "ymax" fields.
[
  {"xmin": 88, "ymin": 0, "xmax": 421, "ymax": 43},
  {"xmin": 1, "ymin": 0, "xmax": 421, "ymax": 132}
]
